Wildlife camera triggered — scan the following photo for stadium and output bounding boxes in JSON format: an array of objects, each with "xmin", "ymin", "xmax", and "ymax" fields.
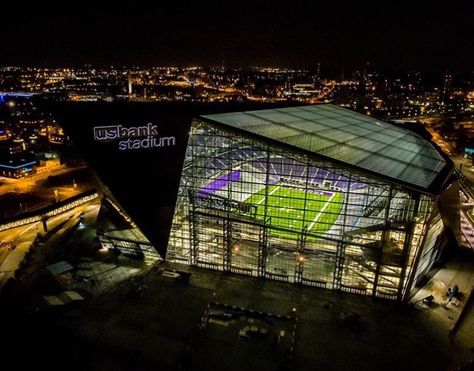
[{"xmin": 166, "ymin": 104, "xmax": 454, "ymax": 301}]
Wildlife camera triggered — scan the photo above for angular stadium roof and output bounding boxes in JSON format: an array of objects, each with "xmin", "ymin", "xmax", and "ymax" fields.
[{"xmin": 201, "ymin": 104, "xmax": 452, "ymax": 194}]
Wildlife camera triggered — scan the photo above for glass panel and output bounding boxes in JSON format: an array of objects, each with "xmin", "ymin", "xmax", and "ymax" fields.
[
  {"xmin": 167, "ymin": 118, "xmax": 438, "ymax": 301},
  {"xmin": 201, "ymin": 104, "xmax": 447, "ymax": 190}
]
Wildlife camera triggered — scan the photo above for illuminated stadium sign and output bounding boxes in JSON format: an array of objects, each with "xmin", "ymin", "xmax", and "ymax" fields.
[
  {"xmin": 93, "ymin": 123, "xmax": 176, "ymax": 151},
  {"xmin": 55, "ymin": 101, "xmax": 286, "ymax": 259}
]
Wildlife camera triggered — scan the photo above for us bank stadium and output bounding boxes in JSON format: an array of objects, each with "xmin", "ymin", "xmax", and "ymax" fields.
[
  {"xmin": 58, "ymin": 103, "xmax": 455, "ymax": 301},
  {"xmin": 167, "ymin": 104, "xmax": 454, "ymax": 301}
]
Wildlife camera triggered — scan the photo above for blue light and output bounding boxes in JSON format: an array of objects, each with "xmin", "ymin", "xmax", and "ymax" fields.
[
  {"xmin": 0, "ymin": 92, "xmax": 34, "ymax": 104},
  {"xmin": 0, "ymin": 161, "xmax": 37, "ymax": 170}
]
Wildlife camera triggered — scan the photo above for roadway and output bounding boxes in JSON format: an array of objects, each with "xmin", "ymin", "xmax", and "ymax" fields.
[
  {"xmin": 426, "ymin": 127, "xmax": 455, "ymax": 155},
  {"xmin": 432, "ymin": 131, "xmax": 474, "ymax": 250},
  {"xmin": 0, "ymin": 200, "xmax": 100, "ymax": 288},
  {"xmin": 422, "ymin": 117, "xmax": 474, "ymax": 236},
  {"xmin": 0, "ymin": 163, "xmax": 87, "ymax": 194},
  {"xmin": 0, "ymin": 164, "xmax": 93, "ymax": 218}
]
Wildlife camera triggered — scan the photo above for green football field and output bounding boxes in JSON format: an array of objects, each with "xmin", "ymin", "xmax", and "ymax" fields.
[{"xmin": 245, "ymin": 184, "xmax": 344, "ymax": 239}]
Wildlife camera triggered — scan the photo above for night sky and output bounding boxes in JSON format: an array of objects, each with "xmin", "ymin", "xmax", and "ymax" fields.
[{"xmin": 3, "ymin": 2, "xmax": 474, "ymax": 71}]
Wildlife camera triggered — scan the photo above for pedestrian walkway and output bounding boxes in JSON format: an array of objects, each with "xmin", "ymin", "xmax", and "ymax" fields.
[
  {"xmin": 460, "ymin": 210, "xmax": 474, "ymax": 249},
  {"xmin": 411, "ymin": 249, "xmax": 474, "ymax": 367}
]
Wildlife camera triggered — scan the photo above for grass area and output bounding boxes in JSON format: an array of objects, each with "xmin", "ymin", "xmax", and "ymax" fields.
[{"xmin": 245, "ymin": 183, "xmax": 343, "ymax": 239}]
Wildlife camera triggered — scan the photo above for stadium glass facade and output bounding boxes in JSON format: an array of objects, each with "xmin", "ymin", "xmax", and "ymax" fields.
[{"xmin": 167, "ymin": 105, "xmax": 452, "ymax": 301}]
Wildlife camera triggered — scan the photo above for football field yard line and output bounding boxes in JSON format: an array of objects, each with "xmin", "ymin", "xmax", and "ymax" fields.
[
  {"xmin": 256, "ymin": 185, "xmax": 281, "ymax": 205},
  {"xmin": 308, "ymin": 192, "xmax": 336, "ymax": 231},
  {"xmin": 247, "ymin": 185, "xmax": 342, "ymax": 240}
]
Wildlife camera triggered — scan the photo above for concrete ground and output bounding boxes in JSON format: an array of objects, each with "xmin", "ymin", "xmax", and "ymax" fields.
[
  {"xmin": 412, "ymin": 249, "xmax": 474, "ymax": 366},
  {"xmin": 6, "ymin": 257, "xmax": 473, "ymax": 371}
]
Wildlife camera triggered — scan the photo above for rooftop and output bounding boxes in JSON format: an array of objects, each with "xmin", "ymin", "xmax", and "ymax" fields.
[{"xmin": 201, "ymin": 104, "xmax": 452, "ymax": 193}]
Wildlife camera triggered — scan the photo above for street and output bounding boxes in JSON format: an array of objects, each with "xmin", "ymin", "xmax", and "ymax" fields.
[{"xmin": 0, "ymin": 200, "xmax": 101, "ymax": 287}]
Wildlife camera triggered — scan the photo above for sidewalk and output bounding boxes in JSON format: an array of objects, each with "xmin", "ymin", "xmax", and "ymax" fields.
[{"xmin": 460, "ymin": 210, "xmax": 474, "ymax": 249}]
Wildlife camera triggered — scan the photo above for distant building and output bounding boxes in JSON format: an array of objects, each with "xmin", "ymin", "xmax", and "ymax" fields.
[
  {"xmin": 0, "ymin": 124, "xmax": 9, "ymax": 141},
  {"xmin": 0, "ymin": 139, "xmax": 25, "ymax": 156},
  {"xmin": 442, "ymin": 72, "xmax": 452, "ymax": 100},
  {"xmin": 0, "ymin": 157, "xmax": 36, "ymax": 178},
  {"xmin": 284, "ymin": 83, "xmax": 320, "ymax": 98},
  {"xmin": 36, "ymin": 156, "xmax": 61, "ymax": 173}
]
